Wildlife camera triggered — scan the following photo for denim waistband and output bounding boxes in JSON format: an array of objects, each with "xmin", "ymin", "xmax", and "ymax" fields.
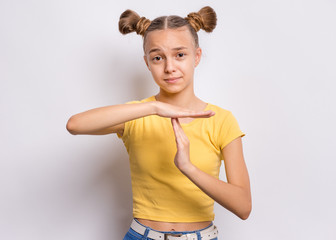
[{"xmin": 123, "ymin": 218, "xmax": 218, "ymax": 240}]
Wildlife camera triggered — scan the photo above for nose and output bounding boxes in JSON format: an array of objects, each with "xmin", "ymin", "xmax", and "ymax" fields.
[{"xmin": 164, "ymin": 57, "xmax": 176, "ymax": 73}]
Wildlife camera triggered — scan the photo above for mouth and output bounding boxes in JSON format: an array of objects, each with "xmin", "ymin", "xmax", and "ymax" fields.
[{"xmin": 164, "ymin": 77, "xmax": 181, "ymax": 83}]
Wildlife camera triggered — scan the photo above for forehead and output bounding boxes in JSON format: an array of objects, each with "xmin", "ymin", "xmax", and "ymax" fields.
[{"xmin": 144, "ymin": 27, "xmax": 195, "ymax": 53}]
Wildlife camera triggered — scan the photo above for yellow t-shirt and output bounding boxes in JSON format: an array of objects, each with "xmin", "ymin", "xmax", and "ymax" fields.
[{"xmin": 118, "ymin": 96, "xmax": 245, "ymax": 222}]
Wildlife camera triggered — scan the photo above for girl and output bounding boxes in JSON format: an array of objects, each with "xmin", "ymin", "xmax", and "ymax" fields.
[{"xmin": 66, "ymin": 6, "xmax": 251, "ymax": 240}]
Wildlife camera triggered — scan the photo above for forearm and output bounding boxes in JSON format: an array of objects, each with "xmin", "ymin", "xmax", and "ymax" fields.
[
  {"xmin": 181, "ymin": 164, "xmax": 252, "ymax": 220},
  {"xmin": 67, "ymin": 100, "xmax": 214, "ymax": 135},
  {"xmin": 171, "ymin": 118, "xmax": 251, "ymax": 219},
  {"xmin": 66, "ymin": 102, "xmax": 156, "ymax": 135}
]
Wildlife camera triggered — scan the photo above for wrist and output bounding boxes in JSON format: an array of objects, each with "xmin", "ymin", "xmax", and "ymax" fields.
[
  {"xmin": 147, "ymin": 101, "xmax": 159, "ymax": 115},
  {"xmin": 179, "ymin": 162, "xmax": 198, "ymax": 176}
]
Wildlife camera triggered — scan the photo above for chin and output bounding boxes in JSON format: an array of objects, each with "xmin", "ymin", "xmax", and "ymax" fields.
[{"xmin": 160, "ymin": 86, "xmax": 185, "ymax": 95}]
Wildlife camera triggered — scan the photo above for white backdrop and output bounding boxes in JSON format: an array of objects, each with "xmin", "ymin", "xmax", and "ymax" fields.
[{"xmin": 1, "ymin": 0, "xmax": 335, "ymax": 239}]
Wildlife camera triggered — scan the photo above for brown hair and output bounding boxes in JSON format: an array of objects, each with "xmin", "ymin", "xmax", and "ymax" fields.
[{"xmin": 118, "ymin": 6, "xmax": 217, "ymax": 49}]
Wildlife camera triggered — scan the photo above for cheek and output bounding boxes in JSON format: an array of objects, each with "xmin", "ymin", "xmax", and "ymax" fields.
[
  {"xmin": 181, "ymin": 60, "xmax": 195, "ymax": 72},
  {"xmin": 149, "ymin": 65, "xmax": 160, "ymax": 74},
  {"xmin": 152, "ymin": 61, "xmax": 167, "ymax": 70},
  {"xmin": 149, "ymin": 66, "xmax": 162, "ymax": 80}
]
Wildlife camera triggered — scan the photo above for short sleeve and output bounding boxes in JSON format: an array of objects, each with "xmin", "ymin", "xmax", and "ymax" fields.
[
  {"xmin": 116, "ymin": 100, "xmax": 140, "ymax": 139},
  {"xmin": 217, "ymin": 111, "xmax": 245, "ymax": 150}
]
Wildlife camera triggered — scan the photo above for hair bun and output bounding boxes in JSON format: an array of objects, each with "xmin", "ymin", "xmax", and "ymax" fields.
[
  {"xmin": 119, "ymin": 9, "xmax": 151, "ymax": 36},
  {"xmin": 186, "ymin": 6, "xmax": 217, "ymax": 32}
]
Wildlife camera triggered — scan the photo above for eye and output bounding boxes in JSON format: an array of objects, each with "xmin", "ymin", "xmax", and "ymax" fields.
[
  {"xmin": 177, "ymin": 53, "xmax": 186, "ymax": 58},
  {"xmin": 152, "ymin": 56, "xmax": 162, "ymax": 61}
]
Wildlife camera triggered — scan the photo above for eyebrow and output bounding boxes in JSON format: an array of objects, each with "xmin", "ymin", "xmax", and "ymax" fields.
[{"xmin": 148, "ymin": 46, "xmax": 188, "ymax": 54}]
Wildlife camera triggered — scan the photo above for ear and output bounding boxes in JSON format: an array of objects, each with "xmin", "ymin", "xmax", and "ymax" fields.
[
  {"xmin": 144, "ymin": 55, "xmax": 151, "ymax": 71},
  {"xmin": 194, "ymin": 47, "xmax": 202, "ymax": 67}
]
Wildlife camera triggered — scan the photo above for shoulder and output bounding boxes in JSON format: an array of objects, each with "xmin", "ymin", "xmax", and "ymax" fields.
[
  {"xmin": 207, "ymin": 103, "xmax": 233, "ymax": 120},
  {"xmin": 206, "ymin": 103, "xmax": 245, "ymax": 149},
  {"xmin": 126, "ymin": 95, "xmax": 156, "ymax": 104},
  {"xmin": 206, "ymin": 103, "xmax": 242, "ymax": 130}
]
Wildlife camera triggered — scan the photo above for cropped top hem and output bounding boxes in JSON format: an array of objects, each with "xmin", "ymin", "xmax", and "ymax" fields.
[{"xmin": 133, "ymin": 213, "xmax": 215, "ymax": 223}]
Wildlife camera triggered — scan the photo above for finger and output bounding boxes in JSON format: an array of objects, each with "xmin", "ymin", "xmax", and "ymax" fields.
[
  {"xmin": 171, "ymin": 118, "xmax": 181, "ymax": 145},
  {"xmin": 179, "ymin": 110, "xmax": 215, "ymax": 118},
  {"xmin": 171, "ymin": 118, "xmax": 177, "ymax": 134},
  {"xmin": 175, "ymin": 118, "xmax": 189, "ymax": 143},
  {"xmin": 173, "ymin": 118, "xmax": 189, "ymax": 147},
  {"xmin": 171, "ymin": 118, "xmax": 179, "ymax": 136},
  {"xmin": 171, "ymin": 118, "xmax": 182, "ymax": 139},
  {"xmin": 171, "ymin": 118, "xmax": 185, "ymax": 145}
]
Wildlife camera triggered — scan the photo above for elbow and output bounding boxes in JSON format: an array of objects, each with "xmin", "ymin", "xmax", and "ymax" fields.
[
  {"xmin": 238, "ymin": 200, "xmax": 252, "ymax": 220},
  {"xmin": 239, "ymin": 210, "xmax": 251, "ymax": 220},
  {"xmin": 66, "ymin": 116, "xmax": 79, "ymax": 135}
]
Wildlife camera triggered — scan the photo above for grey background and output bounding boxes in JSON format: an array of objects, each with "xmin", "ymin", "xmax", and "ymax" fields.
[{"xmin": 1, "ymin": 0, "xmax": 335, "ymax": 239}]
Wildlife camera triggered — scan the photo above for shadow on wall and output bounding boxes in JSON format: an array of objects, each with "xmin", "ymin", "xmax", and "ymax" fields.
[
  {"xmin": 62, "ymin": 137, "xmax": 134, "ymax": 239},
  {"xmin": 59, "ymin": 68, "xmax": 154, "ymax": 238},
  {"xmin": 2, "ymin": 135, "xmax": 134, "ymax": 240},
  {"xmin": 87, "ymin": 141, "xmax": 134, "ymax": 239},
  {"xmin": 91, "ymin": 68, "xmax": 156, "ymax": 237},
  {"xmin": 130, "ymin": 70, "xmax": 157, "ymax": 100},
  {"xmin": 102, "ymin": 48, "xmax": 156, "ymax": 103}
]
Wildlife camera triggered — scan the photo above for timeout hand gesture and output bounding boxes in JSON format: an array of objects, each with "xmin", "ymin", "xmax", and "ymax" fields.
[
  {"xmin": 167, "ymin": 102, "xmax": 215, "ymax": 173},
  {"xmin": 171, "ymin": 118, "xmax": 191, "ymax": 172},
  {"xmin": 154, "ymin": 101, "xmax": 215, "ymax": 119}
]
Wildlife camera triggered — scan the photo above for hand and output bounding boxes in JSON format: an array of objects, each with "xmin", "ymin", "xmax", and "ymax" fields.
[
  {"xmin": 154, "ymin": 101, "xmax": 215, "ymax": 119},
  {"xmin": 171, "ymin": 118, "xmax": 194, "ymax": 173}
]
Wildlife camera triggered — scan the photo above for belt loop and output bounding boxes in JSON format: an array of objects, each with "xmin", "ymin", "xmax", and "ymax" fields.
[
  {"xmin": 196, "ymin": 231, "xmax": 201, "ymax": 240},
  {"xmin": 142, "ymin": 228, "xmax": 149, "ymax": 240}
]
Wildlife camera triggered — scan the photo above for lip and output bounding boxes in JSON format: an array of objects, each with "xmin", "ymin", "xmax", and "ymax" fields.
[{"xmin": 164, "ymin": 77, "xmax": 181, "ymax": 83}]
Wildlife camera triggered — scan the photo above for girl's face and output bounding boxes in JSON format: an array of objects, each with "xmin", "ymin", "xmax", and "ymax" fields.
[{"xmin": 143, "ymin": 27, "xmax": 202, "ymax": 95}]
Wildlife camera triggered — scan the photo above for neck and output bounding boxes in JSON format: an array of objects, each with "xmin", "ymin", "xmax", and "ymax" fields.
[{"xmin": 156, "ymin": 90, "xmax": 199, "ymax": 109}]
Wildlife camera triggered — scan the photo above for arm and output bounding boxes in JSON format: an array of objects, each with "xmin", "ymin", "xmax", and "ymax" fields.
[
  {"xmin": 171, "ymin": 118, "xmax": 252, "ymax": 220},
  {"xmin": 66, "ymin": 102, "xmax": 155, "ymax": 135},
  {"xmin": 66, "ymin": 101, "xmax": 215, "ymax": 135}
]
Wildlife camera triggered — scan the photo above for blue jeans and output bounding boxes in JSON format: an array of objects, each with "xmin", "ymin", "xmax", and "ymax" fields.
[{"xmin": 123, "ymin": 219, "xmax": 218, "ymax": 240}]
